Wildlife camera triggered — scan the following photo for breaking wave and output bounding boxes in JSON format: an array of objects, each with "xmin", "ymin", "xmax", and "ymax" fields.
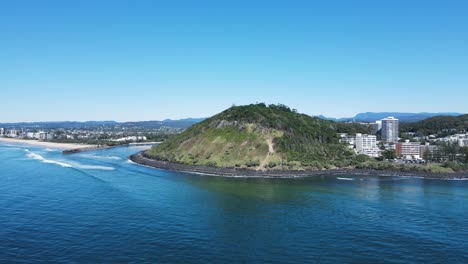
[
  {"xmin": 25, "ymin": 150, "xmax": 115, "ymax": 170},
  {"xmin": 25, "ymin": 150, "xmax": 72, "ymax": 168},
  {"xmin": 336, "ymin": 177, "xmax": 355, "ymax": 181},
  {"xmin": 80, "ymin": 154, "xmax": 122, "ymax": 160}
]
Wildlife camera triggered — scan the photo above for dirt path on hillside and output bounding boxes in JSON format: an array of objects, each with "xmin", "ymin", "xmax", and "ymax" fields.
[{"xmin": 259, "ymin": 136, "xmax": 275, "ymax": 170}]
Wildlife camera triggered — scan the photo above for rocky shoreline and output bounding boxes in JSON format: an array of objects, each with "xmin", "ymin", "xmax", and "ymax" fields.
[
  {"xmin": 129, "ymin": 152, "xmax": 468, "ymax": 179},
  {"xmin": 62, "ymin": 145, "xmax": 114, "ymax": 154}
]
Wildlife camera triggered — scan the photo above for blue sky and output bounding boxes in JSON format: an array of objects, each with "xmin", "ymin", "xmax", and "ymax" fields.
[{"xmin": 1, "ymin": 0, "xmax": 467, "ymax": 122}]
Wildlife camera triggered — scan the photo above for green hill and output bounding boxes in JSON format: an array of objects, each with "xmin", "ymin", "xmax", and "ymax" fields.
[
  {"xmin": 145, "ymin": 103, "xmax": 370, "ymax": 170},
  {"xmin": 400, "ymin": 114, "xmax": 468, "ymax": 136}
]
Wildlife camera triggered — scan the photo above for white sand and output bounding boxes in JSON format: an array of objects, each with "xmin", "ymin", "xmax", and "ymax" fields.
[{"xmin": 0, "ymin": 137, "xmax": 97, "ymax": 150}]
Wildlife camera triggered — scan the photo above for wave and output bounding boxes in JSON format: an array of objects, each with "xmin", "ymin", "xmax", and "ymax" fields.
[
  {"xmin": 72, "ymin": 164, "xmax": 115, "ymax": 171},
  {"xmin": 336, "ymin": 177, "xmax": 355, "ymax": 181},
  {"xmin": 25, "ymin": 150, "xmax": 72, "ymax": 168},
  {"xmin": 25, "ymin": 150, "xmax": 115, "ymax": 171},
  {"xmin": 80, "ymin": 154, "xmax": 122, "ymax": 160}
]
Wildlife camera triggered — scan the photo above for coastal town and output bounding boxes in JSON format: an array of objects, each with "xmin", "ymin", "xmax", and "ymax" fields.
[
  {"xmin": 340, "ymin": 116, "xmax": 468, "ymax": 163},
  {"xmin": 2, "ymin": 113, "xmax": 466, "ymax": 166},
  {"xmin": 0, "ymin": 122, "xmax": 187, "ymax": 146}
]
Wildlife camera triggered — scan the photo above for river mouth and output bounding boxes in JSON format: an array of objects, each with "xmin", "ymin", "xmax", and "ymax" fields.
[{"xmin": 2, "ymin": 143, "xmax": 468, "ymax": 263}]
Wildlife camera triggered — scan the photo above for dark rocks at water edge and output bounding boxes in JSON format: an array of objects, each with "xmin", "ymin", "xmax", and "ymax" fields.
[
  {"xmin": 63, "ymin": 145, "xmax": 113, "ymax": 154},
  {"xmin": 129, "ymin": 152, "xmax": 468, "ymax": 179}
]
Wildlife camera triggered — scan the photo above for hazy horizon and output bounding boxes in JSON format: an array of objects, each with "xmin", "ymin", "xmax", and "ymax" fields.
[
  {"xmin": 0, "ymin": 109, "xmax": 466, "ymax": 124},
  {"xmin": 2, "ymin": 1, "xmax": 467, "ymax": 122}
]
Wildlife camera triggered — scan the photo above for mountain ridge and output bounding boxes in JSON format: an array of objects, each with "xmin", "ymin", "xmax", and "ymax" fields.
[{"xmin": 319, "ymin": 112, "xmax": 463, "ymax": 122}]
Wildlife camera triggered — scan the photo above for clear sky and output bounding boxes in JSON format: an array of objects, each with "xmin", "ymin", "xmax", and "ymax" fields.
[{"xmin": 1, "ymin": 0, "xmax": 467, "ymax": 122}]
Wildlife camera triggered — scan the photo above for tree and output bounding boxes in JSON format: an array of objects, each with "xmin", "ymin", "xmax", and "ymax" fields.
[{"xmin": 382, "ymin": 149, "xmax": 396, "ymax": 160}]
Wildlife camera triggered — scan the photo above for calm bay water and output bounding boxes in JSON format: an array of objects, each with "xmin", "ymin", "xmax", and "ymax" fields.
[{"xmin": 0, "ymin": 143, "xmax": 467, "ymax": 263}]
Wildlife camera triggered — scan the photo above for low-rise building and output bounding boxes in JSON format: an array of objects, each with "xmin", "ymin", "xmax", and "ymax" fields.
[
  {"xmin": 424, "ymin": 144, "xmax": 445, "ymax": 162},
  {"xmin": 340, "ymin": 133, "xmax": 355, "ymax": 144},
  {"xmin": 396, "ymin": 140, "xmax": 423, "ymax": 159},
  {"xmin": 457, "ymin": 134, "xmax": 468, "ymax": 147},
  {"xmin": 355, "ymin": 133, "xmax": 380, "ymax": 157}
]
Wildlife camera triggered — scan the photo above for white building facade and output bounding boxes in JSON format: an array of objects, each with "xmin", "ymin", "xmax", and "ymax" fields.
[{"xmin": 355, "ymin": 133, "xmax": 380, "ymax": 157}]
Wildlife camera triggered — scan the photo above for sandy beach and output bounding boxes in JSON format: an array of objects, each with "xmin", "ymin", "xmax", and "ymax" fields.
[{"xmin": 0, "ymin": 137, "xmax": 97, "ymax": 150}]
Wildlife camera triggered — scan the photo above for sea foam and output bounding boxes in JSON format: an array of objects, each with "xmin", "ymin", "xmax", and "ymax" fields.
[
  {"xmin": 25, "ymin": 150, "xmax": 72, "ymax": 168},
  {"xmin": 25, "ymin": 150, "xmax": 115, "ymax": 170},
  {"xmin": 336, "ymin": 177, "xmax": 355, "ymax": 181}
]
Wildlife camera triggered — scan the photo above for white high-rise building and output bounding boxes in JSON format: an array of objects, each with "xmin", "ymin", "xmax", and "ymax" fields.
[
  {"xmin": 355, "ymin": 133, "xmax": 380, "ymax": 157},
  {"xmin": 381, "ymin": 116, "xmax": 399, "ymax": 143},
  {"xmin": 0, "ymin": 128, "xmax": 4, "ymax": 136}
]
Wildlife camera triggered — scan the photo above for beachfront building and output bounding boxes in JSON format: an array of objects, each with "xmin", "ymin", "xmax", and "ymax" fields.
[
  {"xmin": 0, "ymin": 128, "xmax": 4, "ymax": 136},
  {"xmin": 26, "ymin": 132, "xmax": 42, "ymax": 139},
  {"xmin": 7, "ymin": 129, "xmax": 19, "ymax": 138},
  {"xmin": 381, "ymin": 116, "xmax": 399, "ymax": 143},
  {"xmin": 355, "ymin": 133, "xmax": 380, "ymax": 157},
  {"xmin": 395, "ymin": 140, "xmax": 424, "ymax": 159},
  {"xmin": 38, "ymin": 132, "xmax": 54, "ymax": 141}
]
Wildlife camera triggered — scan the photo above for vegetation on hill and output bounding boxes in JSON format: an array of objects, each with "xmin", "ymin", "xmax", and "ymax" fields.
[
  {"xmin": 400, "ymin": 114, "xmax": 468, "ymax": 136},
  {"xmin": 146, "ymin": 103, "xmax": 371, "ymax": 170}
]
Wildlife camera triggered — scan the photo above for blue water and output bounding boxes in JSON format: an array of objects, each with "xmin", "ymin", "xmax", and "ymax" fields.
[{"xmin": 0, "ymin": 143, "xmax": 467, "ymax": 263}]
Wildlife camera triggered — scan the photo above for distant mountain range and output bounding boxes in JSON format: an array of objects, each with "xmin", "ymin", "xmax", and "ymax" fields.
[
  {"xmin": 318, "ymin": 112, "xmax": 464, "ymax": 123},
  {"xmin": 1, "ymin": 112, "xmax": 465, "ymax": 129},
  {"xmin": 0, "ymin": 118, "xmax": 206, "ymax": 129}
]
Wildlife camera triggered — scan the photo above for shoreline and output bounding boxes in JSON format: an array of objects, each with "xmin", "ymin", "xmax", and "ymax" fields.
[
  {"xmin": 0, "ymin": 137, "xmax": 97, "ymax": 150},
  {"xmin": 130, "ymin": 152, "xmax": 468, "ymax": 179}
]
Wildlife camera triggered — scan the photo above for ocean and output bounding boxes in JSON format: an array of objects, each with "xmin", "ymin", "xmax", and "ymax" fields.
[{"xmin": 0, "ymin": 143, "xmax": 467, "ymax": 263}]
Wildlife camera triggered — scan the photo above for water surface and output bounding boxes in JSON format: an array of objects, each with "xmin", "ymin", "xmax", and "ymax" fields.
[{"xmin": 0, "ymin": 143, "xmax": 467, "ymax": 263}]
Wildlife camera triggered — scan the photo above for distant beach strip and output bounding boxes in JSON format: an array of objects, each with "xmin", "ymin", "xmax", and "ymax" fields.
[{"xmin": 0, "ymin": 137, "xmax": 97, "ymax": 150}]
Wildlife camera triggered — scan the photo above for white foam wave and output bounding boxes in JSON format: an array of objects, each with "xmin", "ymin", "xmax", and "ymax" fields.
[
  {"xmin": 336, "ymin": 177, "xmax": 354, "ymax": 181},
  {"xmin": 25, "ymin": 150, "xmax": 115, "ymax": 170},
  {"xmin": 25, "ymin": 151, "xmax": 72, "ymax": 168},
  {"xmin": 74, "ymin": 164, "xmax": 115, "ymax": 171},
  {"xmin": 81, "ymin": 155, "xmax": 121, "ymax": 160}
]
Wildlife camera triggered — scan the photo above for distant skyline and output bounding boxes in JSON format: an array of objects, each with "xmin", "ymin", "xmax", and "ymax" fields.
[{"xmin": 1, "ymin": 1, "xmax": 467, "ymax": 122}]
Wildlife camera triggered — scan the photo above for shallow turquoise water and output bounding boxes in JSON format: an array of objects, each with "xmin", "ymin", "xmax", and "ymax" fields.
[{"xmin": 0, "ymin": 143, "xmax": 467, "ymax": 263}]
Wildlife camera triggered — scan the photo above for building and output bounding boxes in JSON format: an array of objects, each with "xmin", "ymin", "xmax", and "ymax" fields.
[
  {"xmin": 38, "ymin": 132, "xmax": 54, "ymax": 141},
  {"xmin": 340, "ymin": 133, "xmax": 355, "ymax": 144},
  {"xmin": 424, "ymin": 144, "xmax": 445, "ymax": 162},
  {"xmin": 459, "ymin": 135, "xmax": 468, "ymax": 147},
  {"xmin": 7, "ymin": 129, "xmax": 19, "ymax": 138},
  {"xmin": 370, "ymin": 120, "xmax": 382, "ymax": 134},
  {"xmin": 355, "ymin": 133, "xmax": 380, "ymax": 157},
  {"xmin": 381, "ymin": 116, "xmax": 399, "ymax": 143},
  {"xmin": 112, "ymin": 136, "xmax": 147, "ymax": 142},
  {"xmin": 396, "ymin": 140, "xmax": 423, "ymax": 159},
  {"xmin": 0, "ymin": 128, "xmax": 4, "ymax": 136}
]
